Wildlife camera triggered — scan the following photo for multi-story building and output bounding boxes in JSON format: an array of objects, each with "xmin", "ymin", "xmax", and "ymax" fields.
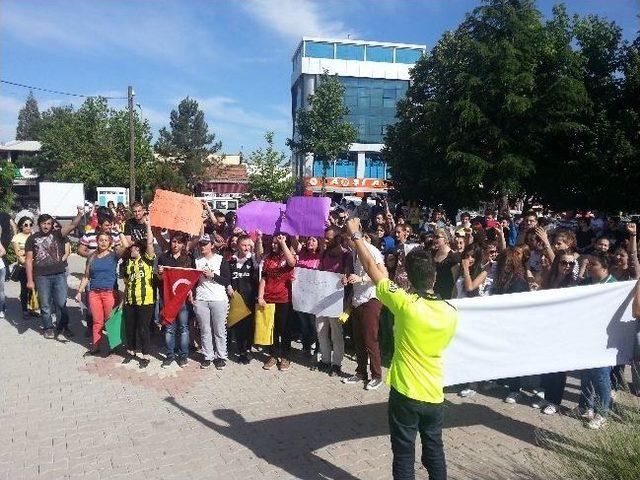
[{"xmin": 290, "ymin": 37, "xmax": 425, "ymax": 195}]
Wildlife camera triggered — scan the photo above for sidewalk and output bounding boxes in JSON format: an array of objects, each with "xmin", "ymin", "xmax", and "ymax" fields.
[{"xmin": 0, "ymin": 254, "xmax": 579, "ymax": 479}]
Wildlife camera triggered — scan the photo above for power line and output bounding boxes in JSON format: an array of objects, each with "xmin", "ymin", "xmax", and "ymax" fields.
[{"xmin": 0, "ymin": 79, "xmax": 127, "ymax": 100}]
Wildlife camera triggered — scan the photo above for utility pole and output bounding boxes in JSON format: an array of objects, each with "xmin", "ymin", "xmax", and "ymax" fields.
[{"xmin": 128, "ymin": 86, "xmax": 136, "ymax": 205}]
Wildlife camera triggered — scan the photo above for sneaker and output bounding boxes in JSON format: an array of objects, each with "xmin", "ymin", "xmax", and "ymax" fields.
[
  {"xmin": 139, "ymin": 358, "xmax": 150, "ymax": 369},
  {"xmin": 214, "ymin": 359, "xmax": 226, "ymax": 370},
  {"xmin": 542, "ymin": 404, "xmax": 557, "ymax": 415},
  {"xmin": 278, "ymin": 358, "xmax": 291, "ymax": 371},
  {"xmin": 342, "ymin": 374, "xmax": 365, "ymax": 385},
  {"xmin": 0, "ymin": 311, "xmax": 5, "ymax": 319},
  {"xmin": 122, "ymin": 356, "xmax": 134, "ymax": 365},
  {"xmin": 200, "ymin": 359, "xmax": 212, "ymax": 369},
  {"xmin": 329, "ymin": 365, "xmax": 342, "ymax": 377},
  {"xmin": 587, "ymin": 413, "xmax": 607, "ymax": 429},
  {"xmin": 504, "ymin": 392, "xmax": 521, "ymax": 404},
  {"xmin": 531, "ymin": 391, "xmax": 546, "ymax": 409},
  {"xmin": 83, "ymin": 348, "xmax": 99, "ymax": 357},
  {"xmin": 459, "ymin": 388, "xmax": 477, "ymax": 398},
  {"xmin": 262, "ymin": 356, "xmax": 277, "ymax": 370},
  {"xmin": 480, "ymin": 380, "xmax": 497, "ymax": 392},
  {"xmin": 161, "ymin": 358, "xmax": 174, "ymax": 368},
  {"xmin": 43, "ymin": 329, "xmax": 55, "ymax": 339},
  {"xmin": 177, "ymin": 357, "xmax": 188, "ymax": 368},
  {"xmin": 365, "ymin": 378, "xmax": 383, "ymax": 391},
  {"xmin": 316, "ymin": 361, "xmax": 330, "ymax": 373},
  {"xmin": 62, "ymin": 327, "xmax": 74, "ymax": 338},
  {"xmin": 238, "ymin": 354, "xmax": 250, "ymax": 365}
]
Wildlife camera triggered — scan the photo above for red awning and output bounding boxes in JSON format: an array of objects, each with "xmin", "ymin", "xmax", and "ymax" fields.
[{"xmin": 200, "ymin": 182, "xmax": 247, "ymax": 194}]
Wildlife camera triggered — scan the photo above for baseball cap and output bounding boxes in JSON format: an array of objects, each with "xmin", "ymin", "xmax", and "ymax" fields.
[{"xmin": 199, "ymin": 234, "xmax": 212, "ymax": 244}]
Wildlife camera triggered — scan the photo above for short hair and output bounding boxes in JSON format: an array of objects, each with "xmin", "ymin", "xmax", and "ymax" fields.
[
  {"xmin": 523, "ymin": 210, "xmax": 538, "ymax": 220},
  {"xmin": 590, "ymin": 252, "xmax": 610, "ymax": 270},
  {"xmin": 37, "ymin": 214, "xmax": 53, "ymax": 226},
  {"xmin": 460, "ymin": 212, "xmax": 470, "ymax": 219},
  {"xmin": 170, "ymin": 232, "xmax": 187, "ymax": 243},
  {"xmin": 237, "ymin": 234, "xmax": 251, "ymax": 244},
  {"xmin": 97, "ymin": 211, "xmax": 114, "ymax": 225},
  {"xmin": 405, "ymin": 248, "xmax": 437, "ymax": 292},
  {"xmin": 131, "ymin": 201, "xmax": 144, "ymax": 209},
  {"xmin": 213, "ymin": 210, "xmax": 225, "ymax": 219}
]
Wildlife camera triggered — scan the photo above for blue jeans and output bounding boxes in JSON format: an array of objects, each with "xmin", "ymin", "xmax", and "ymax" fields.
[
  {"xmin": 165, "ymin": 304, "xmax": 189, "ymax": 359},
  {"xmin": 35, "ymin": 272, "xmax": 69, "ymax": 331},
  {"xmin": 579, "ymin": 367, "xmax": 612, "ymax": 415}
]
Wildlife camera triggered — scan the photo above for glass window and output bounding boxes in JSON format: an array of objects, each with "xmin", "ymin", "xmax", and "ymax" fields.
[
  {"xmin": 365, "ymin": 153, "xmax": 387, "ymax": 179},
  {"xmin": 215, "ymin": 201, "xmax": 226, "ymax": 210},
  {"xmin": 395, "ymin": 48, "xmax": 422, "ymax": 64},
  {"xmin": 228, "ymin": 201, "xmax": 237, "ymax": 210},
  {"xmin": 305, "ymin": 41, "xmax": 334, "ymax": 59},
  {"xmin": 336, "ymin": 44, "xmax": 364, "ymax": 61},
  {"xmin": 366, "ymin": 45, "xmax": 393, "ymax": 63},
  {"xmin": 335, "ymin": 153, "xmax": 357, "ymax": 177},
  {"xmin": 313, "ymin": 158, "xmax": 333, "ymax": 177}
]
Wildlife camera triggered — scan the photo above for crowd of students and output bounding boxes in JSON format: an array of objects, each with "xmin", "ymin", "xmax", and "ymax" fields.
[{"xmin": 1, "ymin": 197, "xmax": 639, "ymax": 435}]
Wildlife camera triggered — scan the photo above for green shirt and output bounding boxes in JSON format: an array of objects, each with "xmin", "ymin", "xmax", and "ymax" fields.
[{"xmin": 376, "ymin": 278, "xmax": 458, "ymax": 403}]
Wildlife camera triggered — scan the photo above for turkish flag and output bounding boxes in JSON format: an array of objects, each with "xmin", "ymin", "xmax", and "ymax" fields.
[{"xmin": 160, "ymin": 267, "xmax": 203, "ymax": 325}]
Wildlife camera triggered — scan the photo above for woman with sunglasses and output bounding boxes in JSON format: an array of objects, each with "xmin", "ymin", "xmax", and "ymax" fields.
[
  {"xmin": 430, "ymin": 228, "xmax": 461, "ymax": 300},
  {"xmin": 12, "ymin": 217, "xmax": 35, "ymax": 317},
  {"xmin": 535, "ymin": 250, "xmax": 579, "ymax": 414}
]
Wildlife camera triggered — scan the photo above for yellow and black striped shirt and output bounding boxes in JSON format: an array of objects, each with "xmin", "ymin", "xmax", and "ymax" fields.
[{"xmin": 124, "ymin": 252, "xmax": 155, "ymax": 306}]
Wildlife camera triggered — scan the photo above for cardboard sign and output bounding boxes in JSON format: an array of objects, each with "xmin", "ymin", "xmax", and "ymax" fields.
[
  {"xmin": 149, "ymin": 189, "xmax": 203, "ymax": 235},
  {"xmin": 280, "ymin": 196, "xmax": 330, "ymax": 237},
  {"xmin": 236, "ymin": 200, "xmax": 285, "ymax": 235},
  {"xmin": 39, "ymin": 182, "xmax": 85, "ymax": 217},
  {"xmin": 292, "ymin": 267, "xmax": 344, "ymax": 317}
]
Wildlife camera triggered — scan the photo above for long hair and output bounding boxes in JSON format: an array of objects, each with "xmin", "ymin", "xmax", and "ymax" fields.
[
  {"xmin": 493, "ymin": 246, "xmax": 528, "ymax": 295},
  {"xmin": 461, "ymin": 243, "xmax": 484, "ymax": 280},
  {"xmin": 542, "ymin": 249, "xmax": 576, "ymax": 290}
]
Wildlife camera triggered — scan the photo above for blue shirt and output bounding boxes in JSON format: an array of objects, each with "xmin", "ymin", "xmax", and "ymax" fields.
[{"xmin": 89, "ymin": 252, "xmax": 118, "ymax": 290}]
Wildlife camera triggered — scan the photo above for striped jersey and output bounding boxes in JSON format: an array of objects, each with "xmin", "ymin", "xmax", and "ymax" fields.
[{"xmin": 124, "ymin": 252, "xmax": 155, "ymax": 305}]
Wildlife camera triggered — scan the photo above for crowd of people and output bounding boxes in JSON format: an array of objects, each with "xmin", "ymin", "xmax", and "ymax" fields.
[{"xmin": 0, "ymin": 196, "xmax": 639, "ymax": 437}]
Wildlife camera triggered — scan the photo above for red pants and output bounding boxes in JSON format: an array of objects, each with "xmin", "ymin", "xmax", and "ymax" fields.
[
  {"xmin": 353, "ymin": 298, "xmax": 383, "ymax": 380},
  {"xmin": 88, "ymin": 289, "xmax": 117, "ymax": 347}
]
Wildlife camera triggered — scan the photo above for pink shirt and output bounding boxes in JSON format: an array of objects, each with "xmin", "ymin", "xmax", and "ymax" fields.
[{"xmin": 297, "ymin": 250, "xmax": 321, "ymax": 270}]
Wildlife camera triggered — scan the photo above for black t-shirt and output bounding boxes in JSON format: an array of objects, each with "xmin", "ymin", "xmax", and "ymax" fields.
[
  {"xmin": 230, "ymin": 256, "xmax": 259, "ymax": 307},
  {"xmin": 434, "ymin": 250, "xmax": 461, "ymax": 300},
  {"xmin": 0, "ymin": 212, "xmax": 11, "ymax": 248},
  {"xmin": 25, "ymin": 231, "xmax": 68, "ymax": 276},
  {"xmin": 493, "ymin": 276, "xmax": 530, "ymax": 295},
  {"xmin": 124, "ymin": 218, "xmax": 147, "ymax": 242}
]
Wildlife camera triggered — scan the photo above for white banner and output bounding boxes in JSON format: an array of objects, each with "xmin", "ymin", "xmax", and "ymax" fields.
[
  {"xmin": 292, "ymin": 267, "xmax": 344, "ymax": 317},
  {"xmin": 444, "ymin": 280, "xmax": 637, "ymax": 386}
]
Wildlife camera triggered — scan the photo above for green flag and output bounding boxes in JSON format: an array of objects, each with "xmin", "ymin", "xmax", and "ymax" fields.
[{"xmin": 105, "ymin": 304, "xmax": 124, "ymax": 349}]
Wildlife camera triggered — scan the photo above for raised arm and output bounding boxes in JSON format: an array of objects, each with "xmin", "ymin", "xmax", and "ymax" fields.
[
  {"xmin": 535, "ymin": 226, "xmax": 555, "ymax": 263},
  {"xmin": 61, "ymin": 206, "xmax": 84, "ymax": 237},
  {"xmin": 633, "ymin": 278, "xmax": 640, "ymax": 318},
  {"xmin": 346, "ymin": 218, "xmax": 388, "ymax": 286},
  {"xmin": 254, "ymin": 230, "xmax": 264, "ymax": 263},
  {"xmin": 277, "ymin": 235, "xmax": 297, "ymax": 267},
  {"xmin": 627, "ymin": 223, "xmax": 639, "ymax": 280},
  {"xmin": 144, "ymin": 217, "xmax": 155, "ymax": 257}
]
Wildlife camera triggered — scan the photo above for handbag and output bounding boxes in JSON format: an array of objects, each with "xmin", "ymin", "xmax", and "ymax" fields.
[
  {"xmin": 11, "ymin": 264, "xmax": 25, "ymax": 282},
  {"xmin": 254, "ymin": 303, "xmax": 275, "ymax": 346}
]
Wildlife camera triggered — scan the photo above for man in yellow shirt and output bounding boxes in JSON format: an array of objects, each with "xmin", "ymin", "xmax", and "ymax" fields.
[{"xmin": 346, "ymin": 218, "xmax": 458, "ymax": 480}]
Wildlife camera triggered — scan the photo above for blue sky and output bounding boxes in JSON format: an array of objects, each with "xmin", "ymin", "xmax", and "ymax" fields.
[{"xmin": 1, "ymin": 0, "xmax": 637, "ymax": 155}]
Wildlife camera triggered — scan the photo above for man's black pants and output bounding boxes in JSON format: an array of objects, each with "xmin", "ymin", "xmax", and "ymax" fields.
[{"xmin": 389, "ymin": 388, "xmax": 446, "ymax": 480}]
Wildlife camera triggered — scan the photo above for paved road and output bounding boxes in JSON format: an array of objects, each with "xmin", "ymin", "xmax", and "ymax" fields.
[{"xmin": 0, "ymin": 254, "xmax": 600, "ymax": 479}]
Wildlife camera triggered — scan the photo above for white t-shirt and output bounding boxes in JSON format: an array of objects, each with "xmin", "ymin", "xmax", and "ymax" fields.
[
  {"xmin": 194, "ymin": 254, "xmax": 227, "ymax": 302},
  {"xmin": 352, "ymin": 242, "xmax": 384, "ymax": 308}
]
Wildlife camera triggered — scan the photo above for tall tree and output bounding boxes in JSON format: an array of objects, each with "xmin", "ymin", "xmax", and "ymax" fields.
[
  {"xmin": 287, "ymin": 72, "xmax": 357, "ymax": 193},
  {"xmin": 15, "ymin": 91, "xmax": 41, "ymax": 140},
  {"xmin": 154, "ymin": 97, "xmax": 222, "ymax": 191},
  {"xmin": 0, "ymin": 160, "xmax": 16, "ymax": 212},
  {"xmin": 22, "ymin": 97, "xmax": 155, "ymax": 196},
  {"xmin": 244, "ymin": 132, "xmax": 296, "ymax": 203}
]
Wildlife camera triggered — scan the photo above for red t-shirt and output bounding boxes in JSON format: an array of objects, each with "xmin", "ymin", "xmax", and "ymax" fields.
[{"xmin": 263, "ymin": 254, "xmax": 295, "ymax": 304}]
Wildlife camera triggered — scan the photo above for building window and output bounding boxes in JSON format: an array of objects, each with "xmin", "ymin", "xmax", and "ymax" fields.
[
  {"xmin": 335, "ymin": 153, "xmax": 357, "ymax": 177},
  {"xmin": 365, "ymin": 153, "xmax": 387, "ymax": 179},
  {"xmin": 366, "ymin": 45, "xmax": 393, "ymax": 63},
  {"xmin": 395, "ymin": 48, "xmax": 423, "ymax": 64},
  {"xmin": 313, "ymin": 158, "xmax": 332, "ymax": 177},
  {"xmin": 336, "ymin": 43, "xmax": 365, "ymax": 61},
  {"xmin": 305, "ymin": 41, "xmax": 334, "ymax": 59}
]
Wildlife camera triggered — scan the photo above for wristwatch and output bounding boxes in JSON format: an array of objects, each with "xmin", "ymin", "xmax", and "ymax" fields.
[{"xmin": 351, "ymin": 231, "xmax": 363, "ymax": 241}]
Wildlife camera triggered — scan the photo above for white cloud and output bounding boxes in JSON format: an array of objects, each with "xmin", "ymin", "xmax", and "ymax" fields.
[
  {"xmin": 2, "ymin": 1, "xmax": 217, "ymax": 66},
  {"xmin": 244, "ymin": 0, "xmax": 354, "ymax": 40}
]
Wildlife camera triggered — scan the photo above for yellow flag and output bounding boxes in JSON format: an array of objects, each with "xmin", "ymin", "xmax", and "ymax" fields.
[{"xmin": 227, "ymin": 292, "xmax": 251, "ymax": 327}]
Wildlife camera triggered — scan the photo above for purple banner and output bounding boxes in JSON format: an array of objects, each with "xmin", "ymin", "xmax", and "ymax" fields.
[
  {"xmin": 280, "ymin": 196, "xmax": 331, "ymax": 237},
  {"xmin": 236, "ymin": 200, "xmax": 286, "ymax": 235}
]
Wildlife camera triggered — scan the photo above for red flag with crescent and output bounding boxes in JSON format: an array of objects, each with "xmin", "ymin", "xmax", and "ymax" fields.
[{"xmin": 161, "ymin": 267, "xmax": 203, "ymax": 325}]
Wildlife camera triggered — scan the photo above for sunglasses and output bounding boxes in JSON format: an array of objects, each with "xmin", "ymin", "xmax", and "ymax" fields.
[
  {"xmin": 488, "ymin": 250, "xmax": 498, "ymax": 254},
  {"xmin": 22, "ymin": 223, "xmax": 33, "ymax": 227},
  {"xmin": 560, "ymin": 260, "xmax": 575, "ymax": 267}
]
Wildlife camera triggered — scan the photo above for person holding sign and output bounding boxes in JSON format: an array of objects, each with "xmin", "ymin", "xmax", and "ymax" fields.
[
  {"xmin": 258, "ymin": 234, "xmax": 297, "ymax": 371},
  {"xmin": 346, "ymin": 218, "xmax": 458, "ymax": 480},
  {"xmin": 121, "ymin": 217, "xmax": 155, "ymax": 368}
]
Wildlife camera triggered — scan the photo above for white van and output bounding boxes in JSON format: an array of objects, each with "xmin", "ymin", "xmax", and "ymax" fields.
[{"xmin": 197, "ymin": 196, "xmax": 239, "ymax": 214}]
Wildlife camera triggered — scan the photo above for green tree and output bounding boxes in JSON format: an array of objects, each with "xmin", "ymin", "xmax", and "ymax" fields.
[
  {"xmin": 244, "ymin": 132, "xmax": 296, "ymax": 203},
  {"xmin": 287, "ymin": 72, "xmax": 357, "ymax": 193},
  {"xmin": 15, "ymin": 91, "xmax": 41, "ymax": 140},
  {"xmin": 0, "ymin": 160, "xmax": 16, "ymax": 212},
  {"xmin": 154, "ymin": 97, "xmax": 222, "ymax": 191},
  {"xmin": 22, "ymin": 97, "xmax": 155, "ymax": 197}
]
